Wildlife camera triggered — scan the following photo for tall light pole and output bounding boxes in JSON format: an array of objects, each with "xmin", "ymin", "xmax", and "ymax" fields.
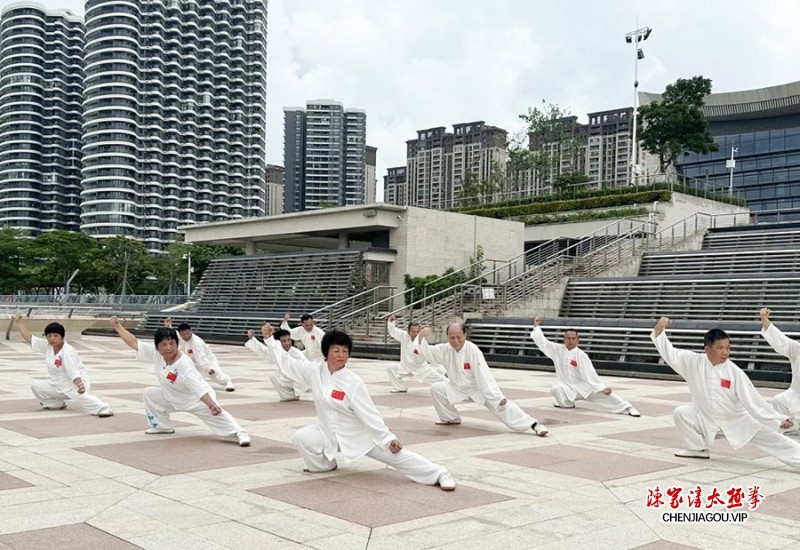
[
  {"xmin": 727, "ymin": 147, "xmax": 738, "ymax": 197},
  {"xmin": 625, "ymin": 25, "xmax": 652, "ymax": 186},
  {"xmin": 183, "ymin": 253, "xmax": 192, "ymax": 297}
]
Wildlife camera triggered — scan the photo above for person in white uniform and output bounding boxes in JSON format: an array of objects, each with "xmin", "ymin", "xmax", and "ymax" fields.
[
  {"xmin": 281, "ymin": 312, "xmax": 325, "ymax": 362},
  {"xmin": 164, "ymin": 318, "xmax": 235, "ymax": 391},
  {"xmin": 531, "ymin": 316, "xmax": 640, "ymax": 417},
  {"xmin": 13, "ymin": 313, "xmax": 113, "ymax": 417},
  {"xmin": 386, "ymin": 315, "xmax": 446, "ymax": 393},
  {"xmin": 758, "ymin": 307, "xmax": 800, "ymax": 434},
  {"xmin": 651, "ymin": 316, "xmax": 800, "ymax": 468},
  {"xmin": 419, "ymin": 323, "xmax": 549, "ymax": 436},
  {"xmin": 111, "ymin": 316, "xmax": 250, "ymax": 446},
  {"xmin": 257, "ymin": 323, "xmax": 456, "ymax": 491},
  {"xmin": 245, "ymin": 326, "xmax": 309, "ymax": 401}
]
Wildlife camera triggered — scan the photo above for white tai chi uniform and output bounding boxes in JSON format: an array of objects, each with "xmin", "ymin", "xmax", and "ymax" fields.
[
  {"xmin": 29, "ymin": 336, "xmax": 111, "ymax": 415},
  {"xmin": 420, "ymin": 339, "xmax": 538, "ymax": 432},
  {"xmin": 260, "ymin": 338, "xmax": 447, "ymax": 484},
  {"xmin": 136, "ymin": 341, "xmax": 244, "ymax": 437},
  {"xmin": 281, "ymin": 321, "xmax": 325, "ymax": 362},
  {"xmin": 180, "ymin": 334, "xmax": 233, "ymax": 389},
  {"xmin": 760, "ymin": 323, "xmax": 800, "ymax": 430},
  {"xmin": 651, "ymin": 330, "xmax": 800, "ymax": 468},
  {"xmin": 530, "ymin": 326, "xmax": 634, "ymax": 414},
  {"xmin": 386, "ymin": 320, "xmax": 446, "ymax": 392},
  {"xmin": 245, "ymin": 337, "xmax": 309, "ymax": 400}
]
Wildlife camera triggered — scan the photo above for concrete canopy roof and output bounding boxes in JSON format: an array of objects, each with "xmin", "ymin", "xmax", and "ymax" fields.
[
  {"xmin": 180, "ymin": 203, "xmax": 406, "ymax": 251},
  {"xmin": 639, "ymin": 80, "xmax": 800, "ymax": 121}
]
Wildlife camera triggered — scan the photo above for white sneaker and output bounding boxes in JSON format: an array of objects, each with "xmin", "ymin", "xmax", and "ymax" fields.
[
  {"xmin": 390, "ymin": 389, "xmax": 408, "ymax": 393},
  {"xmin": 43, "ymin": 403, "xmax": 67, "ymax": 410},
  {"xmin": 435, "ymin": 420, "xmax": 461, "ymax": 425},
  {"xmin": 532, "ymin": 423, "xmax": 549, "ymax": 437},
  {"xmin": 237, "ymin": 431, "xmax": 251, "ymax": 447},
  {"xmin": 674, "ymin": 449, "xmax": 710, "ymax": 459},
  {"xmin": 626, "ymin": 406, "xmax": 641, "ymax": 418},
  {"xmin": 225, "ymin": 382, "xmax": 236, "ymax": 392},
  {"xmin": 279, "ymin": 396, "xmax": 300, "ymax": 402},
  {"xmin": 438, "ymin": 471, "xmax": 456, "ymax": 491},
  {"xmin": 97, "ymin": 406, "xmax": 114, "ymax": 418},
  {"xmin": 145, "ymin": 427, "xmax": 175, "ymax": 434}
]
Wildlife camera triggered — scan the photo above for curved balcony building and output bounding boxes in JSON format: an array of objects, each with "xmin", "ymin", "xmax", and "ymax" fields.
[
  {"xmin": 0, "ymin": 2, "xmax": 84, "ymax": 234},
  {"xmin": 82, "ymin": 0, "xmax": 267, "ymax": 250}
]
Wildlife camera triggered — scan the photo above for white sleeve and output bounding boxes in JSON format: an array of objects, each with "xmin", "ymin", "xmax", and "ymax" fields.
[
  {"xmin": 350, "ymin": 379, "xmax": 396, "ymax": 448},
  {"xmin": 136, "ymin": 341, "xmax": 158, "ymax": 363},
  {"xmin": 734, "ymin": 368, "xmax": 784, "ymax": 428},
  {"xmin": 473, "ymin": 353, "xmax": 504, "ymax": 405},
  {"xmin": 650, "ymin": 331, "xmax": 693, "ymax": 378},
  {"xmin": 289, "ymin": 326, "xmax": 306, "ymax": 341},
  {"xmin": 578, "ymin": 352, "xmax": 606, "ymax": 392},
  {"xmin": 31, "ymin": 335, "xmax": 48, "ymax": 354},
  {"xmin": 761, "ymin": 323, "xmax": 800, "ymax": 362},
  {"xmin": 61, "ymin": 348, "xmax": 83, "ymax": 382},
  {"xmin": 530, "ymin": 326, "xmax": 562, "ymax": 361},
  {"xmin": 245, "ymin": 337, "xmax": 273, "ymax": 360},
  {"xmin": 280, "ymin": 320, "xmax": 291, "ymax": 331},
  {"xmin": 387, "ymin": 321, "xmax": 405, "ymax": 343},
  {"xmin": 419, "ymin": 339, "xmax": 448, "ymax": 366},
  {"xmin": 265, "ymin": 338, "xmax": 313, "ymax": 386}
]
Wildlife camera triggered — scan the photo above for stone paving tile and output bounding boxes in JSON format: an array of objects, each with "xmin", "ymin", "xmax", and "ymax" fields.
[
  {"xmin": 89, "ymin": 382, "xmax": 151, "ymax": 391},
  {"xmin": 251, "ymin": 469, "xmax": 511, "ymax": 527},
  {"xmin": 385, "ymin": 417, "xmax": 499, "ymax": 444},
  {"xmin": 480, "ymin": 444, "xmax": 682, "ymax": 481},
  {"xmin": 752, "ymin": 486, "xmax": 800, "ymax": 522},
  {"xmin": 76, "ymin": 436, "xmax": 295, "ymax": 475},
  {"xmin": 222, "ymin": 399, "xmax": 317, "ymax": 421},
  {"xmin": 0, "ymin": 399, "xmax": 43, "ymax": 414},
  {"xmin": 605, "ymin": 426, "xmax": 770, "ymax": 459},
  {"xmin": 372, "ymin": 392, "xmax": 435, "ymax": 408},
  {"xmin": 0, "ymin": 413, "xmax": 192, "ymax": 439},
  {"xmin": 633, "ymin": 542, "xmax": 704, "ymax": 550},
  {"xmin": 464, "ymin": 406, "xmax": 621, "ymax": 426},
  {"xmin": 0, "ymin": 471, "xmax": 32, "ymax": 491},
  {"xmin": 0, "ymin": 523, "xmax": 140, "ymax": 549},
  {"xmin": 643, "ymin": 392, "xmax": 693, "ymax": 402}
]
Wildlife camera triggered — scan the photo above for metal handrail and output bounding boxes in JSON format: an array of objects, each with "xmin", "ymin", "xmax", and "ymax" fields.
[{"xmin": 310, "ymin": 285, "xmax": 395, "ymax": 321}]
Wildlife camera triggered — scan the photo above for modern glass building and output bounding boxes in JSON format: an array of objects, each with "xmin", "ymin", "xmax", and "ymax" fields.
[
  {"xmin": 81, "ymin": 0, "xmax": 268, "ymax": 251},
  {"xmin": 0, "ymin": 3, "xmax": 84, "ymax": 234},
  {"xmin": 641, "ymin": 81, "xmax": 800, "ymax": 218}
]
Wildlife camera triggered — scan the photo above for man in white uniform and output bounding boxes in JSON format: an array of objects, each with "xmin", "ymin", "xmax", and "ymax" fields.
[
  {"xmin": 531, "ymin": 316, "xmax": 640, "ymax": 417},
  {"xmin": 758, "ymin": 307, "xmax": 800, "ymax": 434},
  {"xmin": 164, "ymin": 318, "xmax": 235, "ymax": 391},
  {"xmin": 386, "ymin": 315, "xmax": 446, "ymax": 393},
  {"xmin": 258, "ymin": 323, "xmax": 456, "ymax": 491},
  {"xmin": 245, "ymin": 327, "xmax": 309, "ymax": 401},
  {"xmin": 281, "ymin": 312, "xmax": 325, "ymax": 362},
  {"xmin": 111, "ymin": 317, "xmax": 250, "ymax": 446},
  {"xmin": 651, "ymin": 316, "xmax": 800, "ymax": 468},
  {"xmin": 419, "ymin": 324, "xmax": 549, "ymax": 436},
  {"xmin": 13, "ymin": 313, "xmax": 113, "ymax": 417}
]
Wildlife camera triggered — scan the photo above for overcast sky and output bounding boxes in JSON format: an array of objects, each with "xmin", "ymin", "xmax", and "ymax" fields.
[{"xmin": 4, "ymin": 0, "xmax": 800, "ymax": 199}]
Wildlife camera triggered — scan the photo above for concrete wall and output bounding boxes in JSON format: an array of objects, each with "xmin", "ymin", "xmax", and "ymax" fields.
[{"xmin": 388, "ymin": 207, "xmax": 525, "ymax": 294}]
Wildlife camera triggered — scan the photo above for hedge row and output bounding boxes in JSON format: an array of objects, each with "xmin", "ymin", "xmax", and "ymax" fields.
[
  {"xmin": 518, "ymin": 207, "xmax": 650, "ymax": 226},
  {"xmin": 464, "ymin": 190, "xmax": 672, "ymax": 219}
]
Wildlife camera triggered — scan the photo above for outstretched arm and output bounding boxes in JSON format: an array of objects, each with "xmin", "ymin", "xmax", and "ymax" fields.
[
  {"xmin": 12, "ymin": 312, "xmax": 32, "ymax": 343},
  {"xmin": 110, "ymin": 316, "xmax": 138, "ymax": 351},
  {"xmin": 650, "ymin": 317, "xmax": 693, "ymax": 378},
  {"xmin": 759, "ymin": 307, "xmax": 800, "ymax": 360},
  {"xmin": 530, "ymin": 316, "xmax": 561, "ymax": 360}
]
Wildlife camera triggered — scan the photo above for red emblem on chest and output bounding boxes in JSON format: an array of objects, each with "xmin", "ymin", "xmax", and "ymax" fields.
[
  {"xmin": 413, "ymin": 349, "xmax": 419, "ymax": 355},
  {"xmin": 311, "ymin": 335, "xmax": 316, "ymax": 341},
  {"xmin": 463, "ymin": 362, "xmax": 471, "ymax": 370},
  {"xmin": 720, "ymin": 378, "xmax": 731, "ymax": 389},
  {"xmin": 187, "ymin": 349, "xmax": 193, "ymax": 354},
  {"xmin": 570, "ymin": 359, "xmax": 578, "ymax": 368},
  {"xmin": 54, "ymin": 357, "xmax": 62, "ymax": 367},
  {"xmin": 331, "ymin": 389, "xmax": 345, "ymax": 400},
  {"xmin": 166, "ymin": 371, "xmax": 178, "ymax": 383}
]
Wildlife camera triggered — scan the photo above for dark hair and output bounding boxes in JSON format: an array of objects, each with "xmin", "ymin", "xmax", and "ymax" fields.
[
  {"xmin": 43, "ymin": 322, "xmax": 65, "ymax": 338},
  {"xmin": 177, "ymin": 322, "xmax": 192, "ymax": 332},
  {"xmin": 300, "ymin": 314, "xmax": 313, "ymax": 323},
  {"xmin": 154, "ymin": 327, "xmax": 180, "ymax": 347},
  {"xmin": 407, "ymin": 322, "xmax": 421, "ymax": 331},
  {"xmin": 274, "ymin": 329, "xmax": 291, "ymax": 340},
  {"xmin": 446, "ymin": 323, "xmax": 466, "ymax": 336},
  {"xmin": 704, "ymin": 328, "xmax": 730, "ymax": 347},
  {"xmin": 321, "ymin": 330, "xmax": 352, "ymax": 358},
  {"xmin": 564, "ymin": 329, "xmax": 580, "ymax": 337}
]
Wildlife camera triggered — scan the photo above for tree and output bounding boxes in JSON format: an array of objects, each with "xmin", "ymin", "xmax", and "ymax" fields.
[
  {"xmin": 21, "ymin": 231, "xmax": 99, "ymax": 293},
  {"xmin": 638, "ymin": 76, "xmax": 719, "ymax": 173},
  {"xmin": 90, "ymin": 236, "xmax": 153, "ymax": 294},
  {"xmin": 0, "ymin": 228, "xmax": 28, "ymax": 294}
]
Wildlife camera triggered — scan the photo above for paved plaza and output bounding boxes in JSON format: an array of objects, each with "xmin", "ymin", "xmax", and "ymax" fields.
[{"xmin": 1, "ymin": 335, "xmax": 799, "ymax": 549}]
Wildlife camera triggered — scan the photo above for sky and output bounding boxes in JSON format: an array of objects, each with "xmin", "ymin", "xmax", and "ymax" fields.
[{"xmin": 4, "ymin": 0, "xmax": 800, "ymax": 200}]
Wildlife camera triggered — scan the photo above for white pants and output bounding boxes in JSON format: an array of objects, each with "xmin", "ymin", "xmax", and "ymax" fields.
[
  {"xmin": 430, "ymin": 381, "xmax": 537, "ymax": 432},
  {"xmin": 386, "ymin": 363, "xmax": 446, "ymax": 392},
  {"xmin": 291, "ymin": 424, "xmax": 444, "ymax": 484},
  {"xmin": 552, "ymin": 383, "xmax": 631, "ymax": 414},
  {"xmin": 31, "ymin": 379, "xmax": 109, "ymax": 415},
  {"xmin": 674, "ymin": 404, "xmax": 800, "ymax": 469},
  {"xmin": 270, "ymin": 374, "xmax": 303, "ymax": 400},
  {"xmin": 205, "ymin": 368, "xmax": 232, "ymax": 388},
  {"xmin": 142, "ymin": 386, "xmax": 243, "ymax": 436},
  {"xmin": 772, "ymin": 392, "xmax": 800, "ymax": 432}
]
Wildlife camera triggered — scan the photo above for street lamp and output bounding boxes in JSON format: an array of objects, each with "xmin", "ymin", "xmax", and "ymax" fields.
[
  {"xmin": 727, "ymin": 147, "xmax": 738, "ymax": 197},
  {"xmin": 625, "ymin": 25, "xmax": 652, "ymax": 186},
  {"xmin": 182, "ymin": 253, "xmax": 193, "ymax": 298}
]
